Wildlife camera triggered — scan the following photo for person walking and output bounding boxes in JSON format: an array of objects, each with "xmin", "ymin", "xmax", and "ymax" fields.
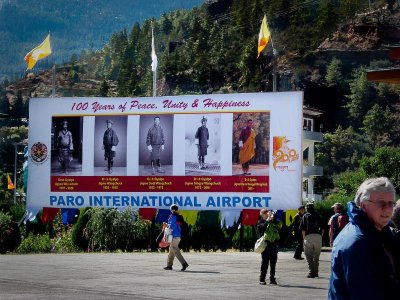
[
  {"xmin": 163, "ymin": 205, "xmax": 189, "ymax": 271},
  {"xmin": 328, "ymin": 203, "xmax": 348, "ymax": 247},
  {"xmin": 195, "ymin": 116, "xmax": 209, "ymax": 170},
  {"xmin": 103, "ymin": 120, "xmax": 119, "ymax": 174},
  {"xmin": 301, "ymin": 202, "xmax": 324, "ymax": 278},
  {"xmin": 239, "ymin": 119, "xmax": 256, "ymax": 175},
  {"xmin": 329, "ymin": 177, "xmax": 400, "ymax": 299},
  {"xmin": 292, "ymin": 205, "xmax": 305, "ymax": 260},
  {"xmin": 257, "ymin": 209, "xmax": 282, "ymax": 285},
  {"xmin": 146, "ymin": 116, "xmax": 165, "ymax": 175}
]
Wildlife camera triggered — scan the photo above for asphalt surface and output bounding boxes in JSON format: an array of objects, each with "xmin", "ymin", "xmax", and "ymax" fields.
[{"xmin": 0, "ymin": 251, "xmax": 331, "ymax": 300}]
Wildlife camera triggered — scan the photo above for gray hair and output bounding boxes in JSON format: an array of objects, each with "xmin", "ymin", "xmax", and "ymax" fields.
[{"xmin": 354, "ymin": 177, "xmax": 395, "ymax": 206}]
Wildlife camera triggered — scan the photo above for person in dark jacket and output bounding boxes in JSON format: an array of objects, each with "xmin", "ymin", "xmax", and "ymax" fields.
[
  {"xmin": 329, "ymin": 177, "xmax": 399, "ymax": 300},
  {"xmin": 300, "ymin": 202, "xmax": 324, "ymax": 278},
  {"xmin": 103, "ymin": 120, "xmax": 119, "ymax": 174},
  {"xmin": 195, "ymin": 116, "xmax": 209, "ymax": 170},
  {"xmin": 57, "ymin": 120, "xmax": 73, "ymax": 174},
  {"xmin": 292, "ymin": 205, "xmax": 305, "ymax": 260},
  {"xmin": 163, "ymin": 205, "xmax": 189, "ymax": 272},
  {"xmin": 257, "ymin": 209, "xmax": 282, "ymax": 285},
  {"xmin": 146, "ymin": 116, "xmax": 165, "ymax": 175}
]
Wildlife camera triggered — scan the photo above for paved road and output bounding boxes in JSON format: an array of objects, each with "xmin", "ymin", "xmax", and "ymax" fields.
[{"xmin": 0, "ymin": 251, "xmax": 331, "ymax": 299}]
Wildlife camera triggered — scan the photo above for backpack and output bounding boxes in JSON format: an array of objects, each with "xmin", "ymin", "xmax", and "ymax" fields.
[
  {"xmin": 337, "ymin": 214, "xmax": 349, "ymax": 230},
  {"xmin": 176, "ymin": 214, "xmax": 189, "ymax": 237},
  {"xmin": 305, "ymin": 212, "xmax": 321, "ymax": 235}
]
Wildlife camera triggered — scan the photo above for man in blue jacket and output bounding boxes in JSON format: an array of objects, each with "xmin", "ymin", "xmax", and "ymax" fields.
[
  {"xmin": 329, "ymin": 177, "xmax": 399, "ymax": 299},
  {"xmin": 163, "ymin": 205, "xmax": 189, "ymax": 271}
]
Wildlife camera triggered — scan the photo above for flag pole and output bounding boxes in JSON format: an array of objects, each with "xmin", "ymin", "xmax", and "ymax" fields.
[
  {"xmin": 153, "ymin": 68, "xmax": 157, "ymax": 97},
  {"xmin": 151, "ymin": 23, "xmax": 157, "ymax": 97},
  {"xmin": 13, "ymin": 144, "xmax": 17, "ymax": 204},
  {"xmin": 52, "ymin": 63, "xmax": 56, "ymax": 97},
  {"xmin": 50, "ymin": 32, "xmax": 55, "ymax": 98},
  {"xmin": 267, "ymin": 17, "xmax": 277, "ymax": 92}
]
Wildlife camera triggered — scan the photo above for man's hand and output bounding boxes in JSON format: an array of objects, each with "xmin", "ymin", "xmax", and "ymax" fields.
[
  {"xmin": 239, "ymin": 141, "xmax": 243, "ymax": 148},
  {"xmin": 161, "ymin": 145, "xmax": 164, "ymax": 151},
  {"xmin": 147, "ymin": 145, "xmax": 152, "ymax": 151}
]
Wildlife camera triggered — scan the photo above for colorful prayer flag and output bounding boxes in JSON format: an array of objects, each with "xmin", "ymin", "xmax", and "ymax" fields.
[
  {"xmin": 7, "ymin": 175, "xmax": 14, "ymax": 190},
  {"xmin": 241, "ymin": 209, "xmax": 260, "ymax": 226},
  {"xmin": 139, "ymin": 208, "xmax": 157, "ymax": 221},
  {"xmin": 257, "ymin": 15, "xmax": 271, "ymax": 58},
  {"xmin": 24, "ymin": 34, "xmax": 52, "ymax": 70},
  {"xmin": 42, "ymin": 207, "xmax": 59, "ymax": 223}
]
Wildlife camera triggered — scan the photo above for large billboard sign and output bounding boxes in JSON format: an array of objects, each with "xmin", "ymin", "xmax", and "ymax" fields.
[{"xmin": 27, "ymin": 92, "xmax": 303, "ymax": 211}]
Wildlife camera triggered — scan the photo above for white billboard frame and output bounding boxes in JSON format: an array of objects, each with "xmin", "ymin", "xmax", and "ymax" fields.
[{"xmin": 27, "ymin": 92, "xmax": 303, "ymax": 212}]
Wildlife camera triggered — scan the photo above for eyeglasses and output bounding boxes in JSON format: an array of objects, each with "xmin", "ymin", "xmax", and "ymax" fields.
[{"xmin": 366, "ymin": 200, "xmax": 395, "ymax": 209}]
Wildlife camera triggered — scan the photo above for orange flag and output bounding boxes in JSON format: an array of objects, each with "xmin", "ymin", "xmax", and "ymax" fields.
[
  {"xmin": 7, "ymin": 175, "xmax": 15, "ymax": 190},
  {"xmin": 257, "ymin": 15, "xmax": 271, "ymax": 58}
]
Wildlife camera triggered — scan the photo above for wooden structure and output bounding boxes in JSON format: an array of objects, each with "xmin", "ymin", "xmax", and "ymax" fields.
[{"xmin": 367, "ymin": 46, "xmax": 400, "ymax": 83}]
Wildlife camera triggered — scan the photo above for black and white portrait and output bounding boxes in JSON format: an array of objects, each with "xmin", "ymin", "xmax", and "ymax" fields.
[
  {"xmin": 185, "ymin": 114, "xmax": 221, "ymax": 175},
  {"xmin": 51, "ymin": 116, "xmax": 83, "ymax": 175},
  {"xmin": 93, "ymin": 116, "xmax": 127, "ymax": 175},
  {"xmin": 139, "ymin": 115, "xmax": 173, "ymax": 175}
]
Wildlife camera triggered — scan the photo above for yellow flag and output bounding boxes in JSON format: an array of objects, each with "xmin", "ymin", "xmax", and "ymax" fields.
[
  {"xmin": 7, "ymin": 175, "xmax": 15, "ymax": 190},
  {"xmin": 257, "ymin": 15, "xmax": 271, "ymax": 58},
  {"xmin": 24, "ymin": 34, "xmax": 52, "ymax": 70}
]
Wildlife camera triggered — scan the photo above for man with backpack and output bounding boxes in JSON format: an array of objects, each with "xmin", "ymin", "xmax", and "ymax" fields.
[
  {"xmin": 328, "ymin": 203, "xmax": 348, "ymax": 247},
  {"xmin": 163, "ymin": 205, "xmax": 189, "ymax": 272},
  {"xmin": 300, "ymin": 202, "xmax": 324, "ymax": 278}
]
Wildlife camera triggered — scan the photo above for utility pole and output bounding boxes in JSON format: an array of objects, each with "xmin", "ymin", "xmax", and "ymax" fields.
[
  {"xmin": 52, "ymin": 64, "xmax": 56, "ymax": 97},
  {"xmin": 13, "ymin": 142, "xmax": 25, "ymax": 204},
  {"xmin": 273, "ymin": 48, "xmax": 277, "ymax": 92}
]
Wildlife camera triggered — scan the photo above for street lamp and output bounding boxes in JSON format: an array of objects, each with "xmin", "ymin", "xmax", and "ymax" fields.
[{"xmin": 13, "ymin": 142, "xmax": 26, "ymax": 205}]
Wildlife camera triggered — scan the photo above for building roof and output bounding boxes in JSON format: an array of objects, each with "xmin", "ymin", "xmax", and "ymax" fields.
[
  {"xmin": 367, "ymin": 46, "xmax": 400, "ymax": 84},
  {"xmin": 367, "ymin": 68, "xmax": 400, "ymax": 84},
  {"xmin": 303, "ymin": 107, "xmax": 324, "ymax": 117}
]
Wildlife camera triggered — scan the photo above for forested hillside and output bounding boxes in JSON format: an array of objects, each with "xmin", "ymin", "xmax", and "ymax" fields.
[
  {"xmin": 0, "ymin": 0, "xmax": 203, "ymax": 80},
  {"xmin": 1, "ymin": 0, "xmax": 399, "ymax": 200}
]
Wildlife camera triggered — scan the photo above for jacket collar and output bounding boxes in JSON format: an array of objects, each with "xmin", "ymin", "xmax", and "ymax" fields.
[{"xmin": 347, "ymin": 201, "xmax": 391, "ymax": 236}]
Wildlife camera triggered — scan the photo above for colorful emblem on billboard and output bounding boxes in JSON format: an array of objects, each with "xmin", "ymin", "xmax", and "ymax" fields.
[
  {"xmin": 272, "ymin": 136, "xmax": 299, "ymax": 171},
  {"xmin": 30, "ymin": 142, "xmax": 48, "ymax": 164}
]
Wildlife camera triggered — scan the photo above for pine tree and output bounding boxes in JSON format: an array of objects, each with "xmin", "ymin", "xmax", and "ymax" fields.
[{"xmin": 99, "ymin": 80, "xmax": 109, "ymax": 97}]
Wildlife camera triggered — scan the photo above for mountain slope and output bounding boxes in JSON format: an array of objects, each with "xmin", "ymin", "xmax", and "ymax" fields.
[{"xmin": 0, "ymin": 0, "xmax": 204, "ymax": 80}]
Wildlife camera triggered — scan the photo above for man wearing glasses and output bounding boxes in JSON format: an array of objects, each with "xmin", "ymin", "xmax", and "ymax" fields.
[{"xmin": 328, "ymin": 177, "xmax": 399, "ymax": 299}]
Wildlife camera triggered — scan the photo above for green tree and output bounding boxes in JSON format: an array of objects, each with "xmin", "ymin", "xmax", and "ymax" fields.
[
  {"xmin": 86, "ymin": 207, "xmax": 149, "ymax": 251},
  {"xmin": 315, "ymin": 0, "xmax": 338, "ymax": 41},
  {"xmin": 99, "ymin": 80, "xmax": 109, "ymax": 97},
  {"xmin": 325, "ymin": 57, "xmax": 345, "ymax": 89},
  {"xmin": 316, "ymin": 126, "xmax": 368, "ymax": 174},
  {"xmin": 68, "ymin": 70, "xmax": 80, "ymax": 86},
  {"xmin": 9, "ymin": 91, "xmax": 28, "ymax": 119},
  {"xmin": 362, "ymin": 104, "xmax": 395, "ymax": 148},
  {"xmin": 360, "ymin": 147, "xmax": 400, "ymax": 194},
  {"xmin": 339, "ymin": 0, "xmax": 363, "ymax": 20},
  {"xmin": 345, "ymin": 68, "xmax": 375, "ymax": 128},
  {"xmin": 332, "ymin": 169, "xmax": 367, "ymax": 199}
]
